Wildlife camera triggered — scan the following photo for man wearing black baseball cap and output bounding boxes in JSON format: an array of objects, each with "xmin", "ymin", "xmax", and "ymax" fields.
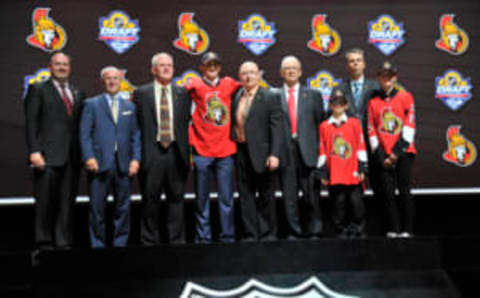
[
  {"xmin": 185, "ymin": 51, "xmax": 241, "ymax": 243},
  {"xmin": 367, "ymin": 61, "xmax": 417, "ymax": 238}
]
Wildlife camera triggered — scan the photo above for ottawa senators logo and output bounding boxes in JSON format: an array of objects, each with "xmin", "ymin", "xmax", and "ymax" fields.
[
  {"xmin": 380, "ymin": 107, "xmax": 402, "ymax": 135},
  {"xmin": 238, "ymin": 14, "xmax": 277, "ymax": 55},
  {"xmin": 436, "ymin": 14, "xmax": 469, "ymax": 55},
  {"xmin": 332, "ymin": 134, "xmax": 352, "ymax": 160},
  {"xmin": 23, "ymin": 68, "xmax": 51, "ymax": 99},
  {"xmin": 203, "ymin": 92, "xmax": 228, "ymax": 126},
  {"xmin": 443, "ymin": 125, "xmax": 477, "ymax": 167},
  {"xmin": 173, "ymin": 70, "xmax": 201, "ymax": 87},
  {"xmin": 98, "ymin": 11, "xmax": 141, "ymax": 54},
  {"xmin": 173, "ymin": 13, "xmax": 209, "ymax": 55},
  {"xmin": 307, "ymin": 14, "xmax": 341, "ymax": 56},
  {"xmin": 26, "ymin": 8, "xmax": 67, "ymax": 52},
  {"xmin": 306, "ymin": 70, "xmax": 342, "ymax": 111},
  {"xmin": 435, "ymin": 70, "xmax": 472, "ymax": 111},
  {"xmin": 368, "ymin": 14, "xmax": 405, "ymax": 56}
]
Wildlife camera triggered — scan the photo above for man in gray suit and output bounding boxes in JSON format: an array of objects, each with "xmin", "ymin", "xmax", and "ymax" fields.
[
  {"xmin": 332, "ymin": 48, "xmax": 380, "ymax": 237},
  {"xmin": 275, "ymin": 55, "xmax": 325, "ymax": 239}
]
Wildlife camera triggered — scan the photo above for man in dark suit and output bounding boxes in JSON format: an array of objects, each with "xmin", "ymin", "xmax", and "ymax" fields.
[
  {"xmin": 133, "ymin": 53, "xmax": 191, "ymax": 245},
  {"xmin": 24, "ymin": 51, "xmax": 86, "ymax": 250},
  {"xmin": 332, "ymin": 48, "xmax": 380, "ymax": 237},
  {"xmin": 231, "ymin": 61, "xmax": 283, "ymax": 241},
  {"xmin": 275, "ymin": 55, "xmax": 325, "ymax": 239},
  {"xmin": 80, "ymin": 66, "xmax": 141, "ymax": 248}
]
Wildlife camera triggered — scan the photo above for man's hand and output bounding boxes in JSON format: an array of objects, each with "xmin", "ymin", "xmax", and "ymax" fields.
[
  {"xmin": 30, "ymin": 152, "xmax": 45, "ymax": 170},
  {"xmin": 265, "ymin": 156, "xmax": 279, "ymax": 171},
  {"xmin": 129, "ymin": 160, "xmax": 140, "ymax": 177},
  {"xmin": 358, "ymin": 173, "xmax": 365, "ymax": 182},
  {"xmin": 321, "ymin": 178, "xmax": 329, "ymax": 186},
  {"xmin": 85, "ymin": 158, "xmax": 99, "ymax": 173}
]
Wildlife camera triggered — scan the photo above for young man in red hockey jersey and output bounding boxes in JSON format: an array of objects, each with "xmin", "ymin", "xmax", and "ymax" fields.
[
  {"xmin": 185, "ymin": 52, "xmax": 241, "ymax": 243},
  {"xmin": 367, "ymin": 61, "xmax": 416, "ymax": 238},
  {"xmin": 316, "ymin": 89, "xmax": 368, "ymax": 238}
]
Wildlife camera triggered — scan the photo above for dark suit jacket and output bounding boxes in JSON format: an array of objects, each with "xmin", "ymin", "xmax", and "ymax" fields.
[
  {"xmin": 231, "ymin": 87, "xmax": 283, "ymax": 174},
  {"xmin": 332, "ymin": 78, "xmax": 379, "ymax": 128},
  {"xmin": 24, "ymin": 78, "xmax": 86, "ymax": 167},
  {"xmin": 132, "ymin": 83, "xmax": 191, "ymax": 172},
  {"xmin": 80, "ymin": 94, "xmax": 141, "ymax": 175},
  {"xmin": 274, "ymin": 86, "xmax": 324, "ymax": 168}
]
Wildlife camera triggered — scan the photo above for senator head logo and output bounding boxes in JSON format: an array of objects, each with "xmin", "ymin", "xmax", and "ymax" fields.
[
  {"xmin": 180, "ymin": 276, "xmax": 359, "ymax": 298},
  {"xmin": 333, "ymin": 134, "xmax": 353, "ymax": 160},
  {"xmin": 238, "ymin": 14, "xmax": 277, "ymax": 55},
  {"xmin": 436, "ymin": 14, "xmax": 469, "ymax": 55},
  {"xmin": 443, "ymin": 125, "xmax": 477, "ymax": 167},
  {"xmin": 173, "ymin": 13, "xmax": 210, "ymax": 55},
  {"xmin": 307, "ymin": 14, "xmax": 342, "ymax": 56},
  {"xmin": 26, "ymin": 8, "xmax": 67, "ymax": 52},
  {"xmin": 98, "ymin": 11, "xmax": 141, "ymax": 54},
  {"xmin": 435, "ymin": 70, "xmax": 472, "ymax": 111},
  {"xmin": 203, "ymin": 92, "xmax": 229, "ymax": 126},
  {"xmin": 23, "ymin": 68, "xmax": 51, "ymax": 99},
  {"xmin": 380, "ymin": 107, "xmax": 402, "ymax": 135},
  {"xmin": 368, "ymin": 14, "xmax": 405, "ymax": 56},
  {"xmin": 173, "ymin": 69, "xmax": 202, "ymax": 87},
  {"xmin": 306, "ymin": 70, "xmax": 342, "ymax": 111}
]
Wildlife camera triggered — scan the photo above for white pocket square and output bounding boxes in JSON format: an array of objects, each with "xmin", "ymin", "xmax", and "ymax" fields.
[{"xmin": 122, "ymin": 111, "xmax": 132, "ymax": 116}]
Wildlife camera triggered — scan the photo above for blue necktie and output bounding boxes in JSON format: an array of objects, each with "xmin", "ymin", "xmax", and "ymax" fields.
[{"xmin": 353, "ymin": 82, "xmax": 362, "ymax": 108}]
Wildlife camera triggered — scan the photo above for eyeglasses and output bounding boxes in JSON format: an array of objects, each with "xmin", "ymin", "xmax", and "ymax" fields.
[{"xmin": 204, "ymin": 61, "xmax": 220, "ymax": 67}]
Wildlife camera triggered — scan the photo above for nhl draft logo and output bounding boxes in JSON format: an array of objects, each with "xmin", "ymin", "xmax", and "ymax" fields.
[
  {"xmin": 118, "ymin": 70, "xmax": 136, "ymax": 100},
  {"xmin": 435, "ymin": 70, "xmax": 472, "ymax": 111},
  {"xmin": 180, "ymin": 276, "xmax": 359, "ymax": 298},
  {"xmin": 26, "ymin": 8, "xmax": 67, "ymax": 52},
  {"xmin": 333, "ymin": 134, "xmax": 352, "ymax": 159},
  {"xmin": 307, "ymin": 70, "xmax": 342, "ymax": 110},
  {"xmin": 173, "ymin": 69, "xmax": 201, "ymax": 87},
  {"xmin": 380, "ymin": 107, "xmax": 402, "ymax": 135},
  {"xmin": 368, "ymin": 14, "xmax": 406, "ymax": 55},
  {"xmin": 436, "ymin": 14, "xmax": 469, "ymax": 55},
  {"xmin": 238, "ymin": 14, "xmax": 277, "ymax": 56},
  {"xmin": 307, "ymin": 14, "xmax": 342, "ymax": 56},
  {"xmin": 443, "ymin": 125, "xmax": 477, "ymax": 167},
  {"xmin": 173, "ymin": 13, "xmax": 210, "ymax": 55},
  {"xmin": 98, "ymin": 10, "xmax": 141, "ymax": 54},
  {"xmin": 23, "ymin": 68, "xmax": 51, "ymax": 99},
  {"xmin": 203, "ymin": 92, "xmax": 229, "ymax": 126}
]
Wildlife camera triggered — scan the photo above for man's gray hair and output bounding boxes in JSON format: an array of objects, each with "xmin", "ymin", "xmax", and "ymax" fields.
[
  {"xmin": 151, "ymin": 52, "xmax": 174, "ymax": 67},
  {"xmin": 345, "ymin": 48, "xmax": 365, "ymax": 59},
  {"xmin": 100, "ymin": 66, "xmax": 122, "ymax": 79},
  {"xmin": 280, "ymin": 55, "xmax": 302, "ymax": 70}
]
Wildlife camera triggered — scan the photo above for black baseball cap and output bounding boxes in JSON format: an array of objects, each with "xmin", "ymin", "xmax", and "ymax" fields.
[
  {"xmin": 201, "ymin": 51, "xmax": 221, "ymax": 65},
  {"xmin": 330, "ymin": 89, "xmax": 348, "ymax": 105},
  {"xmin": 377, "ymin": 61, "xmax": 397, "ymax": 76}
]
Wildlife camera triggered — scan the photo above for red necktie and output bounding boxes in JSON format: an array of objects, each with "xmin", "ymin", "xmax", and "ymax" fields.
[
  {"xmin": 60, "ymin": 84, "xmax": 73, "ymax": 116},
  {"xmin": 287, "ymin": 87, "xmax": 297, "ymax": 135}
]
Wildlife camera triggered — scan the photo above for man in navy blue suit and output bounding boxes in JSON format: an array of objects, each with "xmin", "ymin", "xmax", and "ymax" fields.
[{"xmin": 80, "ymin": 66, "xmax": 141, "ymax": 248}]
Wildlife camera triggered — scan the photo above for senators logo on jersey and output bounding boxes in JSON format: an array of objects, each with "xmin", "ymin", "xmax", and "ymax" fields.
[
  {"xmin": 435, "ymin": 69, "xmax": 472, "ymax": 111},
  {"xmin": 238, "ymin": 14, "xmax": 277, "ymax": 56},
  {"xmin": 306, "ymin": 70, "xmax": 342, "ymax": 111},
  {"xmin": 98, "ymin": 11, "xmax": 141, "ymax": 54},
  {"xmin": 443, "ymin": 125, "xmax": 477, "ymax": 167},
  {"xmin": 307, "ymin": 14, "xmax": 341, "ymax": 56},
  {"xmin": 26, "ymin": 8, "xmax": 67, "ymax": 52},
  {"xmin": 436, "ymin": 14, "xmax": 469, "ymax": 55},
  {"xmin": 203, "ymin": 92, "xmax": 228, "ymax": 126},
  {"xmin": 380, "ymin": 108, "xmax": 402, "ymax": 135},
  {"xmin": 173, "ymin": 13, "xmax": 209, "ymax": 55},
  {"xmin": 368, "ymin": 14, "xmax": 405, "ymax": 56},
  {"xmin": 23, "ymin": 68, "xmax": 51, "ymax": 99},
  {"xmin": 332, "ymin": 134, "xmax": 352, "ymax": 160}
]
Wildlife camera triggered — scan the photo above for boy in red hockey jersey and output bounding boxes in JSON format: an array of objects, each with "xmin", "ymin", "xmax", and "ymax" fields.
[
  {"xmin": 185, "ymin": 52, "xmax": 241, "ymax": 243},
  {"xmin": 367, "ymin": 61, "xmax": 416, "ymax": 238},
  {"xmin": 317, "ymin": 89, "xmax": 368, "ymax": 238}
]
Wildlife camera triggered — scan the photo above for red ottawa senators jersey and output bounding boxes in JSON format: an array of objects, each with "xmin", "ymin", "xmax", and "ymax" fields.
[
  {"xmin": 185, "ymin": 76, "xmax": 241, "ymax": 157},
  {"xmin": 317, "ymin": 114, "xmax": 368, "ymax": 185},
  {"xmin": 367, "ymin": 88, "xmax": 417, "ymax": 156}
]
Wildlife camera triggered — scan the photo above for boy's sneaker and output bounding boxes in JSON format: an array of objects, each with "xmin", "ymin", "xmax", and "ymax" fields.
[{"xmin": 386, "ymin": 232, "xmax": 399, "ymax": 238}]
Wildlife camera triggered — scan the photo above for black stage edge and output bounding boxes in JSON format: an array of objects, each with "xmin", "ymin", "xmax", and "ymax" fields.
[{"xmin": 2, "ymin": 236, "xmax": 480, "ymax": 297}]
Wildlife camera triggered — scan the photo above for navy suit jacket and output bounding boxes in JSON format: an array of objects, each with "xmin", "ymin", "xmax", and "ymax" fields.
[{"xmin": 80, "ymin": 94, "xmax": 141, "ymax": 175}]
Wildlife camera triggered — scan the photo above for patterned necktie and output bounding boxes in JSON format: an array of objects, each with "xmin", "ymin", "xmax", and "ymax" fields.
[
  {"xmin": 158, "ymin": 87, "xmax": 172, "ymax": 148},
  {"xmin": 352, "ymin": 82, "xmax": 362, "ymax": 108},
  {"xmin": 287, "ymin": 87, "xmax": 297, "ymax": 136},
  {"xmin": 60, "ymin": 83, "xmax": 73, "ymax": 116}
]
